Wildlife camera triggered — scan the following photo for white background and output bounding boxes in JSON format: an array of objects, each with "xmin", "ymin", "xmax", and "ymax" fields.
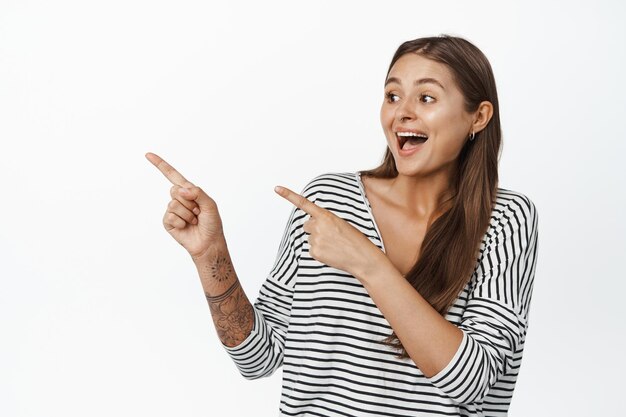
[{"xmin": 1, "ymin": 1, "xmax": 625, "ymax": 416}]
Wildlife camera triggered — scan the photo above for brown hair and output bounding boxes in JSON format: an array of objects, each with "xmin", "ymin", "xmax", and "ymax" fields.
[{"xmin": 360, "ymin": 34, "xmax": 502, "ymax": 358}]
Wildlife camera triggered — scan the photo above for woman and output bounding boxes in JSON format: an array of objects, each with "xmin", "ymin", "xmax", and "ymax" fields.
[{"xmin": 146, "ymin": 34, "xmax": 539, "ymax": 416}]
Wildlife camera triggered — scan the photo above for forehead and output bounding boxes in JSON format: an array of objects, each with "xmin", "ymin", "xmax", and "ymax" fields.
[{"xmin": 386, "ymin": 53, "xmax": 455, "ymax": 88}]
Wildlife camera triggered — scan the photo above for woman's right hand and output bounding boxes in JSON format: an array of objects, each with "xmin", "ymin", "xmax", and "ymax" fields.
[{"xmin": 145, "ymin": 152, "xmax": 225, "ymax": 261}]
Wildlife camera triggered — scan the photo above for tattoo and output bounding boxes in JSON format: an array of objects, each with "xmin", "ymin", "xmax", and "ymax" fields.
[
  {"xmin": 208, "ymin": 256, "xmax": 235, "ymax": 283},
  {"xmin": 205, "ymin": 281, "xmax": 238, "ymax": 303},
  {"xmin": 205, "ymin": 282, "xmax": 254, "ymax": 347}
]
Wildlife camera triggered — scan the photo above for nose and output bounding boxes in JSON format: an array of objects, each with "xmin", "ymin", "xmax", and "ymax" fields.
[{"xmin": 396, "ymin": 98, "xmax": 416, "ymax": 123}]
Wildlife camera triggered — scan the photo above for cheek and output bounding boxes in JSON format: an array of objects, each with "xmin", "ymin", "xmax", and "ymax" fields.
[
  {"xmin": 380, "ymin": 106, "xmax": 391, "ymax": 126},
  {"xmin": 380, "ymin": 109, "xmax": 395, "ymax": 140},
  {"xmin": 427, "ymin": 110, "xmax": 470, "ymax": 158},
  {"xmin": 430, "ymin": 108, "xmax": 469, "ymax": 138}
]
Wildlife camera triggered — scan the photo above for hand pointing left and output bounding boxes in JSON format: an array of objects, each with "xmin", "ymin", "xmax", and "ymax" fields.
[{"xmin": 274, "ymin": 185, "xmax": 383, "ymax": 279}]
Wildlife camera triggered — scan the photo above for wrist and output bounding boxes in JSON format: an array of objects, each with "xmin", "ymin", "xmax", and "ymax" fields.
[
  {"xmin": 353, "ymin": 247, "xmax": 393, "ymax": 286},
  {"xmin": 191, "ymin": 234, "xmax": 228, "ymax": 266},
  {"xmin": 192, "ymin": 235, "xmax": 239, "ymax": 294}
]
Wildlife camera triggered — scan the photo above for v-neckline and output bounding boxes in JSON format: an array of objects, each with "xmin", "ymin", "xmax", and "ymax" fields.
[{"xmin": 355, "ymin": 171, "xmax": 387, "ymax": 255}]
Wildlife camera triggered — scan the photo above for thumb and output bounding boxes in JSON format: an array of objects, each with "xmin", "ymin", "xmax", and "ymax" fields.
[{"xmin": 180, "ymin": 186, "xmax": 216, "ymax": 211}]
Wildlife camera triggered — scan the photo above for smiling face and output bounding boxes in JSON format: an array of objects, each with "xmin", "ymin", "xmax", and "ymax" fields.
[{"xmin": 380, "ymin": 53, "xmax": 475, "ymax": 179}]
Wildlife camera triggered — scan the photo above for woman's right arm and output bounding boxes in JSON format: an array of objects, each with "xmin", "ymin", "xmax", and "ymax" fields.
[{"xmin": 145, "ymin": 152, "xmax": 254, "ymax": 348}]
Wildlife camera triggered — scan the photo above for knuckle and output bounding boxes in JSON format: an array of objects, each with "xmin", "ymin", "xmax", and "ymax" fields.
[
  {"xmin": 166, "ymin": 214, "xmax": 184, "ymax": 228},
  {"xmin": 174, "ymin": 196, "xmax": 185, "ymax": 206},
  {"xmin": 182, "ymin": 209, "xmax": 194, "ymax": 220}
]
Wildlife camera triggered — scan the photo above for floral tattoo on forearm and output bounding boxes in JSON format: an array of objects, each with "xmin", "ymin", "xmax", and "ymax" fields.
[{"xmin": 204, "ymin": 255, "xmax": 254, "ymax": 347}]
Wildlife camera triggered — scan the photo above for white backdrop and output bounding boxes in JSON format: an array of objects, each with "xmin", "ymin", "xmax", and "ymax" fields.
[{"xmin": 1, "ymin": 1, "xmax": 625, "ymax": 416}]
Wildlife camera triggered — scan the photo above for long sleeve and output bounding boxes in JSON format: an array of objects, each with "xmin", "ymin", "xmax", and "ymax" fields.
[
  {"xmin": 221, "ymin": 195, "xmax": 307, "ymax": 380},
  {"xmin": 427, "ymin": 195, "xmax": 539, "ymax": 405}
]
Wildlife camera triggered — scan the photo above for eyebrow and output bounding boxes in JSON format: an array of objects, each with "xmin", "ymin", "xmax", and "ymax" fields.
[{"xmin": 384, "ymin": 76, "xmax": 445, "ymax": 90}]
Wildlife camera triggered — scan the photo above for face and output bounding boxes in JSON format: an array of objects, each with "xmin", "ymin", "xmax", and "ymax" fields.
[{"xmin": 380, "ymin": 53, "xmax": 475, "ymax": 179}]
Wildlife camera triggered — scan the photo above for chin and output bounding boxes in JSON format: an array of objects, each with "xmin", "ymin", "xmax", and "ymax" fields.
[{"xmin": 394, "ymin": 163, "xmax": 423, "ymax": 176}]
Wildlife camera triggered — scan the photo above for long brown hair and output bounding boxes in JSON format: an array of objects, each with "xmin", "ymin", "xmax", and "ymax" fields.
[{"xmin": 360, "ymin": 35, "xmax": 502, "ymax": 358}]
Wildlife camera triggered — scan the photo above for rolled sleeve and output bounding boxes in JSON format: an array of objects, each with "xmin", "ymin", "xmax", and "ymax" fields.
[{"xmin": 427, "ymin": 197, "xmax": 539, "ymax": 404}]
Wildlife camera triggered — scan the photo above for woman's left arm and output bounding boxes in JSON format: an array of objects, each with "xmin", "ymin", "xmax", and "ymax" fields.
[{"xmin": 356, "ymin": 197, "xmax": 539, "ymax": 404}]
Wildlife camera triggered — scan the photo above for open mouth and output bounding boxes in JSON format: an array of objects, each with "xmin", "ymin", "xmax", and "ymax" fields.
[{"xmin": 396, "ymin": 132, "xmax": 429, "ymax": 150}]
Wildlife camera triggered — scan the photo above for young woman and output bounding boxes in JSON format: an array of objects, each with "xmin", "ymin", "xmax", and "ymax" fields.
[{"xmin": 146, "ymin": 34, "xmax": 539, "ymax": 416}]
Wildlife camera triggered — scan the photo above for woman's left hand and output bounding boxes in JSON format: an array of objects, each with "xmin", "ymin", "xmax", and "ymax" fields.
[{"xmin": 274, "ymin": 185, "xmax": 383, "ymax": 279}]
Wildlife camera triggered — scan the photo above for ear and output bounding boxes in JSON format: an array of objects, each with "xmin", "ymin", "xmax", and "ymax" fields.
[{"xmin": 471, "ymin": 101, "xmax": 494, "ymax": 134}]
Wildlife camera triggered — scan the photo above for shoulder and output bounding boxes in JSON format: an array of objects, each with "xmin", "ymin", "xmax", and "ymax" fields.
[
  {"xmin": 295, "ymin": 172, "xmax": 370, "ymax": 218},
  {"xmin": 483, "ymin": 187, "xmax": 539, "ymax": 249},
  {"xmin": 299, "ymin": 171, "xmax": 361, "ymax": 199},
  {"xmin": 493, "ymin": 187, "xmax": 539, "ymax": 227}
]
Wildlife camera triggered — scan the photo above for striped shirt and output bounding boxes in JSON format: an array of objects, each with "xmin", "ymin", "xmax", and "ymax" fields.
[{"xmin": 222, "ymin": 171, "xmax": 539, "ymax": 417}]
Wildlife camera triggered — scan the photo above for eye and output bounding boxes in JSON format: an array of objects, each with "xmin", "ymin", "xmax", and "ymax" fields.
[
  {"xmin": 385, "ymin": 92, "xmax": 400, "ymax": 103},
  {"xmin": 420, "ymin": 94, "xmax": 435, "ymax": 103}
]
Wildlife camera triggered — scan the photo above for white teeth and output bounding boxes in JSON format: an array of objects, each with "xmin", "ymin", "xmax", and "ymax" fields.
[{"xmin": 397, "ymin": 132, "xmax": 428, "ymax": 138}]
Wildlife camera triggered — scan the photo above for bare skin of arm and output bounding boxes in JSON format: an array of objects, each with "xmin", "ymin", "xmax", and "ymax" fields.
[
  {"xmin": 145, "ymin": 152, "xmax": 253, "ymax": 348},
  {"xmin": 193, "ymin": 238, "xmax": 254, "ymax": 347}
]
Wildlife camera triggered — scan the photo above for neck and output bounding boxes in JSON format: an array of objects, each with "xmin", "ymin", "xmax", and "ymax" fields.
[{"xmin": 385, "ymin": 168, "xmax": 456, "ymax": 224}]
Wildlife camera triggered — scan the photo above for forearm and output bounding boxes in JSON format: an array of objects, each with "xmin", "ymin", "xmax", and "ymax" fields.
[
  {"xmin": 193, "ymin": 236, "xmax": 254, "ymax": 348},
  {"xmin": 356, "ymin": 252, "xmax": 463, "ymax": 377}
]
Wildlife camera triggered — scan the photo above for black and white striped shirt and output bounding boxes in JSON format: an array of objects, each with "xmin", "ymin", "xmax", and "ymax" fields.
[{"xmin": 223, "ymin": 171, "xmax": 539, "ymax": 416}]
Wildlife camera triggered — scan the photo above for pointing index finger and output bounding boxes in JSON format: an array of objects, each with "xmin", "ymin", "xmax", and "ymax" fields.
[
  {"xmin": 145, "ymin": 152, "xmax": 193, "ymax": 187},
  {"xmin": 275, "ymin": 185, "xmax": 325, "ymax": 217}
]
